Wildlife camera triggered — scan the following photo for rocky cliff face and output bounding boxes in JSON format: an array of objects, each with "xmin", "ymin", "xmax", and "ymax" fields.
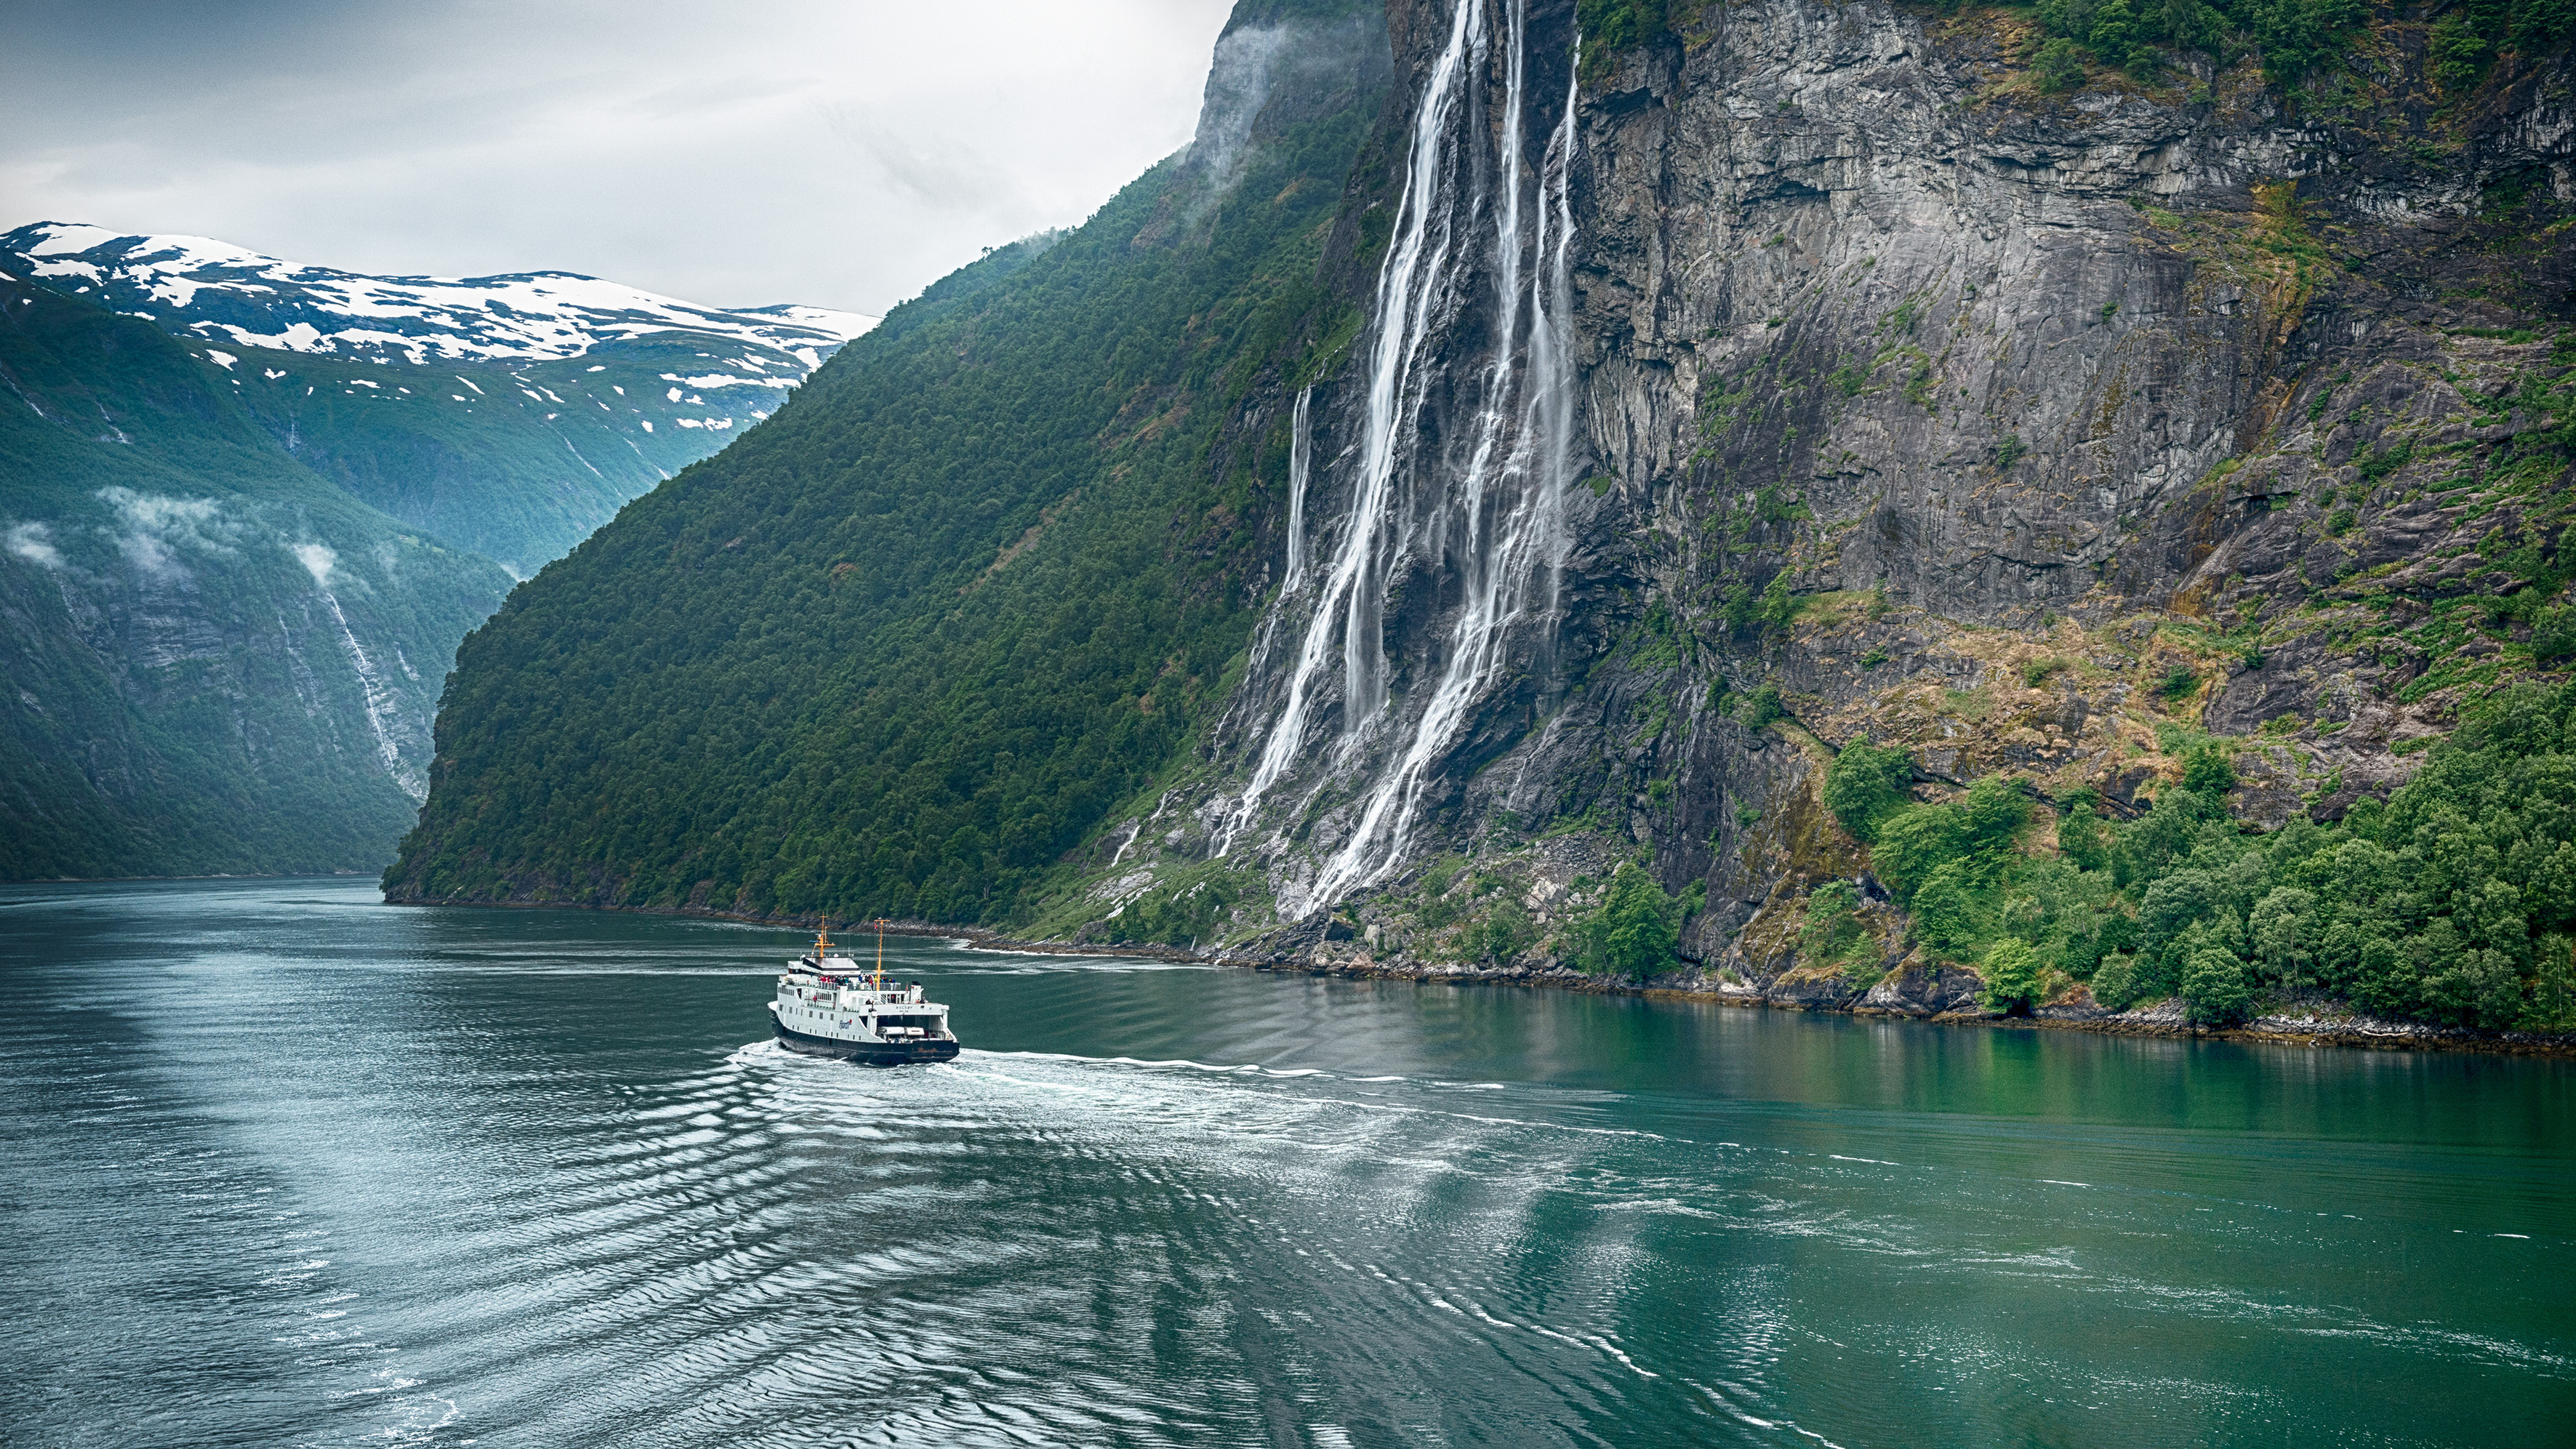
[
  {"xmin": 1058, "ymin": 0, "xmax": 2576, "ymax": 997},
  {"xmin": 1, "ymin": 271, "xmax": 513, "ymax": 878}
]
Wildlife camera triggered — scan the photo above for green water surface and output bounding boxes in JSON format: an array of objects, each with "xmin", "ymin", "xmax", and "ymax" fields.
[{"xmin": 2, "ymin": 878, "xmax": 2567, "ymax": 1446}]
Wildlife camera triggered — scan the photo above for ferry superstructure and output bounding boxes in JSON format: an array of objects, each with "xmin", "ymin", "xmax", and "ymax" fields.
[{"xmin": 769, "ymin": 920, "xmax": 961, "ymax": 1065}]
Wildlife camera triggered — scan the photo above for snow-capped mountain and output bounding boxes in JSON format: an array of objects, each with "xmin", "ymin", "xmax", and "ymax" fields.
[
  {"xmin": 1, "ymin": 221, "xmax": 889, "ymax": 571},
  {"xmin": 1, "ymin": 222, "xmax": 878, "ymax": 366}
]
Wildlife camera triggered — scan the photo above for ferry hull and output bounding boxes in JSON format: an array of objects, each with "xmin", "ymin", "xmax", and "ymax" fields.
[{"xmin": 771, "ymin": 1014, "xmax": 960, "ymax": 1066}]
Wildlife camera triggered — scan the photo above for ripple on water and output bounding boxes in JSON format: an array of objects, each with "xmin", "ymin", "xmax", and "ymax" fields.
[{"xmin": 4, "ymin": 880, "xmax": 2571, "ymax": 1448}]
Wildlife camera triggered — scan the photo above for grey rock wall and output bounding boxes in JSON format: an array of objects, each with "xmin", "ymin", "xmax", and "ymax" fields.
[{"xmin": 1064, "ymin": 0, "xmax": 2576, "ymax": 993}]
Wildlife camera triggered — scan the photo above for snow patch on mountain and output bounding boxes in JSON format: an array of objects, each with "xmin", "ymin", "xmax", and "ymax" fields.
[{"xmin": 1, "ymin": 222, "xmax": 880, "ymax": 367}]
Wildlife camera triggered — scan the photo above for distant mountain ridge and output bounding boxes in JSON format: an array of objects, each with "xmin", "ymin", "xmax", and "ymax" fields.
[
  {"xmin": 1, "ymin": 222, "xmax": 877, "ymax": 366},
  {"xmin": 1, "ymin": 270, "xmax": 513, "ymax": 878},
  {"xmin": 0, "ymin": 222, "xmax": 882, "ymax": 878},
  {"xmin": 2, "ymin": 220, "xmax": 880, "ymax": 573}
]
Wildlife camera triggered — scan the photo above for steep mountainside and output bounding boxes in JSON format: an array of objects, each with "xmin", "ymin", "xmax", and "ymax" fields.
[
  {"xmin": 2, "ymin": 224, "xmax": 876, "ymax": 571},
  {"xmin": 0, "ymin": 271, "xmax": 513, "ymax": 877},
  {"xmin": 382, "ymin": 0, "xmax": 1394, "ymax": 918},
  {"xmin": 1087, "ymin": 0, "xmax": 2576, "ymax": 1036},
  {"xmin": 397, "ymin": 0, "xmax": 2576, "ymax": 1038}
]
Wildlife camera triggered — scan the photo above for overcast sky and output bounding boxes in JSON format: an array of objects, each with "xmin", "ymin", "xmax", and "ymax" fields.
[{"xmin": 0, "ymin": 0, "xmax": 1237, "ymax": 316}]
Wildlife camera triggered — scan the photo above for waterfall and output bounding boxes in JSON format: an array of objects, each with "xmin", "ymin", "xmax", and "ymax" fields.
[
  {"xmin": 317, "ymin": 588, "xmax": 425, "ymax": 801},
  {"xmin": 1284, "ymin": 385, "xmax": 1313, "ymax": 586},
  {"xmin": 1224, "ymin": 0, "xmax": 1578, "ymax": 918}
]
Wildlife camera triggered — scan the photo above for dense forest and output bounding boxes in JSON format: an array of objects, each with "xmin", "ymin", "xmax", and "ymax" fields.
[
  {"xmin": 1814, "ymin": 678, "xmax": 2576, "ymax": 1030},
  {"xmin": 383, "ymin": 22, "xmax": 1387, "ymax": 921}
]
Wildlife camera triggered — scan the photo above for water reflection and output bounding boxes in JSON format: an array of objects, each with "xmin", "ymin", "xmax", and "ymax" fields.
[{"xmin": 2, "ymin": 878, "xmax": 2569, "ymax": 1448}]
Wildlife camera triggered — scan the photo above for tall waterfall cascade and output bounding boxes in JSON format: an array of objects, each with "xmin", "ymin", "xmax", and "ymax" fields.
[{"xmin": 1224, "ymin": 0, "xmax": 1580, "ymax": 920}]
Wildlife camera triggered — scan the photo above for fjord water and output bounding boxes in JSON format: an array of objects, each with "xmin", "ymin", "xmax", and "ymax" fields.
[{"xmin": 4, "ymin": 880, "xmax": 2568, "ymax": 1448}]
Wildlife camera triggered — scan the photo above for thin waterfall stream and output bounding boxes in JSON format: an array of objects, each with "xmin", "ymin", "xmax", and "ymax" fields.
[{"xmin": 1285, "ymin": 385, "xmax": 1313, "ymax": 585}]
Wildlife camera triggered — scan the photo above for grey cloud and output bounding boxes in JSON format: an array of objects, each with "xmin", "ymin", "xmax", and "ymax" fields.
[{"xmin": 1, "ymin": 0, "xmax": 1235, "ymax": 313}]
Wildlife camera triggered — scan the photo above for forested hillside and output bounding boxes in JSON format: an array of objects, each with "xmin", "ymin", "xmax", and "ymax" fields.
[
  {"xmin": 1814, "ymin": 679, "xmax": 2576, "ymax": 1031},
  {"xmin": 0, "ymin": 273, "xmax": 513, "ymax": 876},
  {"xmin": 382, "ymin": 0, "xmax": 1392, "ymax": 919}
]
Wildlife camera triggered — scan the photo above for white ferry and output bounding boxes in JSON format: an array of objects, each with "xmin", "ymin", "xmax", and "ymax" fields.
[{"xmin": 769, "ymin": 920, "xmax": 961, "ymax": 1066}]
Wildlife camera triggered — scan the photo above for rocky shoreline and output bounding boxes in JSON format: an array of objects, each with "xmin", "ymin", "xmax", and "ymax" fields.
[
  {"xmin": 567, "ymin": 899, "xmax": 2572, "ymax": 1060},
  {"xmin": 1226, "ymin": 953, "xmax": 2576, "ymax": 1058}
]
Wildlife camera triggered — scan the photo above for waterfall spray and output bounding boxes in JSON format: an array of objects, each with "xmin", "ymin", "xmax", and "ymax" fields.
[{"xmin": 1223, "ymin": 0, "xmax": 1579, "ymax": 918}]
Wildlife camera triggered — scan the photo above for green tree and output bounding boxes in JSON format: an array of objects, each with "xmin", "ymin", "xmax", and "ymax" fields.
[
  {"xmin": 2431, "ymin": 12, "xmax": 2493, "ymax": 92},
  {"xmin": 2424, "ymin": 948, "xmax": 2524, "ymax": 1027},
  {"xmin": 2534, "ymin": 603, "xmax": 2576, "ymax": 660},
  {"xmin": 2249, "ymin": 886, "xmax": 2316, "ymax": 990},
  {"xmin": 2058, "ymin": 798, "xmax": 2110, "ymax": 872},
  {"xmin": 2090, "ymin": 952, "xmax": 2143, "ymax": 1010},
  {"xmin": 2351, "ymin": 935, "xmax": 2416, "ymax": 1018},
  {"xmin": 2514, "ymin": 0, "xmax": 2576, "ymax": 56},
  {"xmin": 2089, "ymin": 0, "xmax": 2142, "ymax": 65},
  {"xmin": 1911, "ymin": 862, "xmax": 1988, "ymax": 955},
  {"xmin": 1872, "ymin": 777, "xmax": 2031, "ymax": 907},
  {"xmin": 2527, "ymin": 936, "xmax": 2576, "ymax": 1028},
  {"xmin": 2181, "ymin": 945, "xmax": 2254, "ymax": 1024},
  {"xmin": 1981, "ymin": 939, "xmax": 2046, "ymax": 1014},
  {"xmin": 1959, "ymin": 776, "xmax": 2035, "ymax": 859},
  {"xmin": 1802, "ymin": 880, "xmax": 1870, "ymax": 967},
  {"xmin": 1469, "ymin": 894, "xmax": 1537, "ymax": 966},
  {"xmin": 1580, "ymin": 863, "xmax": 1681, "ymax": 976},
  {"xmin": 1873, "ymin": 805, "xmax": 1967, "ymax": 903},
  {"xmin": 2182, "ymin": 745, "xmax": 2237, "ymax": 795},
  {"xmin": 2236, "ymin": 0, "xmax": 2364, "ymax": 84}
]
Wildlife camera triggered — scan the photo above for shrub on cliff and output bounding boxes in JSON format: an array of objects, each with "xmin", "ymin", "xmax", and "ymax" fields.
[
  {"xmin": 1871, "ymin": 777, "xmax": 2033, "ymax": 904},
  {"xmin": 1578, "ymin": 863, "xmax": 1681, "ymax": 977},
  {"xmin": 2183, "ymin": 745, "xmax": 2238, "ymax": 795},
  {"xmin": 1823, "ymin": 740, "xmax": 1914, "ymax": 843},
  {"xmin": 2031, "ymin": 37, "xmax": 2088, "ymax": 93},
  {"xmin": 1800, "ymin": 880, "xmax": 1870, "ymax": 968},
  {"xmin": 1737, "ymin": 684, "xmax": 1786, "ymax": 730}
]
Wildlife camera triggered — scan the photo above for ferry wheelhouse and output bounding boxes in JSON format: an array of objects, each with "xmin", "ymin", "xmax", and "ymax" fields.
[{"xmin": 769, "ymin": 920, "xmax": 961, "ymax": 1066}]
